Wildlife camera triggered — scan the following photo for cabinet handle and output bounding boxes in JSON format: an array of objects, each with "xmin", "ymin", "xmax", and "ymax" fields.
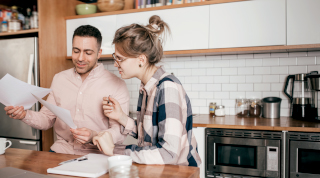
[{"xmin": 19, "ymin": 141, "xmax": 37, "ymax": 145}]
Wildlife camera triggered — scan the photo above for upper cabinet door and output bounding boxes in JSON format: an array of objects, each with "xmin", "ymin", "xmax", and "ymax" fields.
[
  {"xmin": 116, "ymin": 6, "xmax": 210, "ymax": 51},
  {"xmin": 66, "ymin": 15, "xmax": 117, "ymax": 56},
  {"xmin": 287, "ymin": 0, "xmax": 320, "ymax": 45},
  {"xmin": 209, "ymin": 0, "xmax": 286, "ymax": 49}
]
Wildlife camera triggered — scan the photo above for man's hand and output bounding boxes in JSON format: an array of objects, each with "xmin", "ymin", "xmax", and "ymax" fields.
[
  {"xmin": 4, "ymin": 106, "xmax": 26, "ymax": 120},
  {"xmin": 102, "ymin": 96, "xmax": 128, "ymax": 127},
  {"xmin": 93, "ymin": 131, "xmax": 115, "ymax": 156},
  {"xmin": 70, "ymin": 127, "xmax": 98, "ymax": 144}
]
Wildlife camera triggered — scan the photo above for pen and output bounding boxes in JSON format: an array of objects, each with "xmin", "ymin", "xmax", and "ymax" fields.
[{"xmin": 59, "ymin": 157, "xmax": 88, "ymax": 165}]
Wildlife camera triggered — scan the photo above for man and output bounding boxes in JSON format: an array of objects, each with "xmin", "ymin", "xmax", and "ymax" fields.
[{"xmin": 4, "ymin": 25, "xmax": 130, "ymax": 155}]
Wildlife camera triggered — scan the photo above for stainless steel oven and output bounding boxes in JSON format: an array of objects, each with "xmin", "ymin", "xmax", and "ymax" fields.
[
  {"xmin": 286, "ymin": 132, "xmax": 320, "ymax": 178},
  {"xmin": 206, "ymin": 129, "xmax": 283, "ymax": 178}
]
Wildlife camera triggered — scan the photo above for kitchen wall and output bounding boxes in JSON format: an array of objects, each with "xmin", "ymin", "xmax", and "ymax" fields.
[{"xmin": 103, "ymin": 51, "xmax": 320, "ymax": 116}]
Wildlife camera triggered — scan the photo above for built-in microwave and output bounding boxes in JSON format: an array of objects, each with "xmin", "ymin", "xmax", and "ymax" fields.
[
  {"xmin": 286, "ymin": 132, "xmax": 320, "ymax": 178},
  {"xmin": 206, "ymin": 129, "xmax": 283, "ymax": 178}
]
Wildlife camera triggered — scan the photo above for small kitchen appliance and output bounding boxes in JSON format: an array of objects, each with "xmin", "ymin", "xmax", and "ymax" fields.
[
  {"xmin": 284, "ymin": 71, "xmax": 319, "ymax": 121},
  {"xmin": 261, "ymin": 97, "xmax": 282, "ymax": 119}
]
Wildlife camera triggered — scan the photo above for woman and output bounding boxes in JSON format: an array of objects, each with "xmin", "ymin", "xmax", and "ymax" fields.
[{"xmin": 93, "ymin": 15, "xmax": 201, "ymax": 167}]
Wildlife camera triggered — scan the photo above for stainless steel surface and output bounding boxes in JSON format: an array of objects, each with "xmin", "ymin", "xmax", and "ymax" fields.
[
  {"xmin": 5, "ymin": 138, "xmax": 40, "ymax": 151},
  {"xmin": 282, "ymin": 131, "xmax": 287, "ymax": 178},
  {"xmin": 0, "ymin": 37, "xmax": 40, "ymax": 141},
  {"xmin": 262, "ymin": 97, "xmax": 282, "ymax": 119},
  {"xmin": 292, "ymin": 97, "xmax": 311, "ymax": 104},
  {"xmin": 295, "ymin": 73, "xmax": 308, "ymax": 81},
  {"xmin": 309, "ymin": 77, "xmax": 320, "ymax": 91}
]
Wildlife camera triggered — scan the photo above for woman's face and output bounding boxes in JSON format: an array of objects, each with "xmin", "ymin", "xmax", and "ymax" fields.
[{"xmin": 113, "ymin": 49, "xmax": 140, "ymax": 79}]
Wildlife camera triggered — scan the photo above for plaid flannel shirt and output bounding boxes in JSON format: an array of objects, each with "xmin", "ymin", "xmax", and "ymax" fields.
[{"xmin": 122, "ymin": 66, "xmax": 201, "ymax": 167}]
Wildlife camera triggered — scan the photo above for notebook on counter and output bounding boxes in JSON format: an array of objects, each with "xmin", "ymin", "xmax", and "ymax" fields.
[{"xmin": 47, "ymin": 153, "xmax": 109, "ymax": 178}]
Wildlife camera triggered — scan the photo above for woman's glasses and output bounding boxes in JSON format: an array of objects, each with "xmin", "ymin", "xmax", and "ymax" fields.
[{"xmin": 112, "ymin": 53, "xmax": 128, "ymax": 67}]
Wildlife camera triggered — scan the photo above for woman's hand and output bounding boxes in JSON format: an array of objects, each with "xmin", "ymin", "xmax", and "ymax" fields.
[
  {"xmin": 4, "ymin": 106, "xmax": 26, "ymax": 120},
  {"xmin": 93, "ymin": 131, "xmax": 115, "ymax": 156},
  {"xmin": 70, "ymin": 127, "xmax": 97, "ymax": 144},
  {"xmin": 102, "ymin": 96, "xmax": 128, "ymax": 126}
]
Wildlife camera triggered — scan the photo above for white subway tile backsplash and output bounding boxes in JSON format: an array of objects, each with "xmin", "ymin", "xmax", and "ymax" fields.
[
  {"xmin": 271, "ymin": 83, "xmax": 284, "ymax": 91},
  {"xmin": 230, "ymin": 76, "xmax": 246, "ymax": 83},
  {"xmin": 317, "ymin": 57, "xmax": 320, "ymax": 65},
  {"xmin": 199, "ymin": 76, "xmax": 214, "ymax": 83},
  {"xmin": 222, "ymin": 55, "xmax": 237, "ymax": 60},
  {"xmin": 308, "ymin": 65, "xmax": 320, "ymax": 72},
  {"xmin": 192, "ymin": 84, "xmax": 206, "ymax": 91},
  {"xmin": 192, "ymin": 56, "xmax": 206, "ymax": 61},
  {"xmin": 213, "ymin": 76, "xmax": 230, "ymax": 83},
  {"xmin": 206, "ymin": 55, "xmax": 222, "ymax": 60},
  {"xmin": 279, "ymin": 58, "xmax": 297, "ymax": 66},
  {"xmin": 245, "ymin": 59, "xmax": 262, "ymax": 67},
  {"xmin": 199, "ymin": 61, "xmax": 214, "ymax": 68},
  {"xmin": 229, "ymin": 92, "xmax": 246, "ymax": 99},
  {"xmin": 127, "ymin": 84, "xmax": 139, "ymax": 91},
  {"xmin": 279, "ymin": 75, "xmax": 288, "ymax": 83},
  {"xmin": 246, "ymin": 75, "xmax": 262, "ymax": 83},
  {"xmin": 271, "ymin": 52, "xmax": 289, "ymax": 58},
  {"xmin": 199, "ymin": 92, "xmax": 214, "ymax": 99},
  {"xmin": 281, "ymin": 99, "xmax": 290, "ymax": 109},
  {"xmin": 192, "ymin": 99, "xmax": 207, "ymax": 107},
  {"xmin": 262, "ymin": 58, "xmax": 279, "ymax": 66},
  {"xmin": 297, "ymin": 57, "xmax": 316, "ymax": 65},
  {"xmin": 254, "ymin": 67, "xmax": 270, "ymax": 75},
  {"xmin": 163, "ymin": 57, "xmax": 177, "ymax": 61},
  {"xmin": 207, "ymin": 99, "xmax": 222, "ymax": 106},
  {"xmin": 254, "ymin": 53, "xmax": 270, "ymax": 58},
  {"xmin": 280, "ymin": 109, "xmax": 290, "ymax": 117},
  {"xmin": 183, "ymin": 84, "xmax": 192, "ymax": 91},
  {"xmin": 213, "ymin": 92, "xmax": 229, "ymax": 99},
  {"xmin": 199, "ymin": 107, "xmax": 209, "ymax": 114},
  {"xmin": 289, "ymin": 52, "xmax": 307, "ymax": 57},
  {"xmin": 207, "ymin": 84, "xmax": 222, "ymax": 91},
  {"xmin": 254, "ymin": 83, "xmax": 270, "ymax": 91},
  {"xmin": 262, "ymin": 92, "xmax": 280, "ymax": 98},
  {"xmin": 187, "ymin": 92, "xmax": 199, "ymax": 99},
  {"xmin": 246, "ymin": 92, "xmax": 262, "ymax": 99},
  {"xmin": 222, "ymin": 84, "xmax": 237, "ymax": 91},
  {"xmin": 184, "ymin": 76, "xmax": 198, "ymax": 84},
  {"xmin": 207, "ymin": 68, "xmax": 222, "ymax": 75},
  {"xmin": 222, "ymin": 100, "xmax": 236, "ymax": 107},
  {"xmin": 185, "ymin": 61, "xmax": 199, "ymax": 68},
  {"xmin": 238, "ymin": 67, "xmax": 254, "ymax": 75},
  {"xmin": 289, "ymin": 66, "xmax": 307, "ymax": 74},
  {"xmin": 237, "ymin": 54, "xmax": 254, "ymax": 59},
  {"xmin": 222, "ymin": 68, "xmax": 238, "ymax": 75},
  {"xmin": 263, "ymin": 75, "xmax": 280, "ymax": 83},
  {"xmin": 192, "ymin": 106, "xmax": 200, "ymax": 114},
  {"xmin": 308, "ymin": 51, "xmax": 320, "ymax": 57},
  {"xmin": 271, "ymin": 66, "xmax": 288, "ymax": 74},
  {"xmin": 213, "ymin": 60, "xmax": 230, "ymax": 67},
  {"xmin": 192, "ymin": 69, "xmax": 206, "ymax": 76},
  {"xmin": 238, "ymin": 84, "xmax": 253, "ymax": 91},
  {"xmin": 131, "ymin": 78, "xmax": 141, "ymax": 84},
  {"xmin": 178, "ymin": 69, "xmax": 192, "ymax": 76},
  {"xmin": 230, "ymin": 59, "xmax": 246, "ymax": 67}
]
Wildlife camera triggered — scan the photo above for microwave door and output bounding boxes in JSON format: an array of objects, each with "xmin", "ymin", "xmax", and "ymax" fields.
[{"xmin": 290, "ymin": 141, "xmax": 320, "ymax": 178}]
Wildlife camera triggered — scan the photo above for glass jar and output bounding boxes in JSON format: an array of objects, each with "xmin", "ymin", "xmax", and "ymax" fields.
[
  {"xmin": 235, "ymin": 98, "xmax": 249, "ymax": 117},
  {"xmin": 109, "ymin": 165, "xmax": 139, "ymax": 178},
  {"xmin": 215, "ymin": 105, "xmax": 225, "ymax": 116},
  {"xmin": 1, "ymin": 21, "xmax": 8, "ymax": 32},
  {"xmin": 209, "ymin": 102, "xmax": 216, "ymax": 117},
  {"xmin": 249, "ymin": 98, "xmax": 262, "ymax": 117}
]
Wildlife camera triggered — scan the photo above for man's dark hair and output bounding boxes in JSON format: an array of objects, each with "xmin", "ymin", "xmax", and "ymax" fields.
[{"xmin": 72, "ymin": 25, "xmax": 102, "ymax": 49}]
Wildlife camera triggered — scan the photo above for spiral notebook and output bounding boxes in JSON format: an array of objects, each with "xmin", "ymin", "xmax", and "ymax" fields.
[{"xmin": 47, "ymin": 153, "xmax": 109, "ymax": 178}]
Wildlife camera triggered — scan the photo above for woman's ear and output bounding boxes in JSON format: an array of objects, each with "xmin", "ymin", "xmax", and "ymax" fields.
[{"xmin": 138, "ymin": 54, "xmax": 148, "ymax": 67}]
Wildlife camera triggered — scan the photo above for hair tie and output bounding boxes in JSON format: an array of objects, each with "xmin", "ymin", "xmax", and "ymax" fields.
[{"xmin": 151, "ymin": 24, "xmax": 159, "ymax": 30}]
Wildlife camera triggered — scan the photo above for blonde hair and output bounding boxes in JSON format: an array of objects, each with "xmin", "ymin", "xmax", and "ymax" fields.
[{"xmin": 112, "ymin": 15, "xmax": 170, "ymax": 66}]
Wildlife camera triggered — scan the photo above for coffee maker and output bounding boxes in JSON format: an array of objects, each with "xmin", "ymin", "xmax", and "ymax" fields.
[{"xmin": 284, "ymin": 71, "xmax": 319, "ymax": 121}]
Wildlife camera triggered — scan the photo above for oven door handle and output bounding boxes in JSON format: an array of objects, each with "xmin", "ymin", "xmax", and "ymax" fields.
[{"xmin": 213, "ymin": 142, "xmax": 216, "ymax": 165}]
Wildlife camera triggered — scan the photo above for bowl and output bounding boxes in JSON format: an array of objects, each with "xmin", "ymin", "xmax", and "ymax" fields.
[
  {"xmin": 76, "ymin": 4, "xmax": 97, "ymax": 15},
  {"xmin": 107, "ymin": 155, "xmax": 132, "ymax": 170},
  {"xmin": 97, "ymin": 0, "xmax": 124, "ymax": 12}
]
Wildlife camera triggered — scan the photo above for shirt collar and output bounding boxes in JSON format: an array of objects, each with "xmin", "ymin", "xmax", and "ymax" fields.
[{"xmin": 139, "ymin": 66, "xmax": 166, "ymax": 95}]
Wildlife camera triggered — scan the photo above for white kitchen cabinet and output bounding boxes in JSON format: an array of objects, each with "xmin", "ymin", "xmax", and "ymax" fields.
[
  {"xmin": 287, "ymin": 0, "xmax": 320, "ymax": 45},
  {"xmin": 66, "ymin": 15, "xmax": 117, "ymax": 56},
  {"xmin": 116, "ymin": 6, "xmax": 210, "ymax": 51},
  {"xmin": 209, "ymin": 0, "xmax": 286, "ymax": 48},
  {"xmin": 193, "ymin": 127, "xmax": 205, "ymax": 178}
]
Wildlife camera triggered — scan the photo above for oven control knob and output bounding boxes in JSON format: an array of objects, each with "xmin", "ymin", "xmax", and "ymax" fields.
[{"xmin": 296, "ymin": 174, "xmax": 299, "ymax": 177}]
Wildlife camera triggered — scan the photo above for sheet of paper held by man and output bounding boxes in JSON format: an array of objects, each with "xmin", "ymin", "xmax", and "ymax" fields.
[
  {"xmin": 0, "ymin": 74, "xmax": 51, "ymax": 109},
  {"xmin": 32, "ymin": 94, "xmax": 77, "ymax": 129}
]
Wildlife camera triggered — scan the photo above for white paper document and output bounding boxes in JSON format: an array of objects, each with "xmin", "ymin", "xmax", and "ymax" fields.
[
  {"xmin": 32, "ymin": 94, "xmax": 77, "ymax": 129},
  {"xmin": 47, "ymin": 154, "xmax": 109, "ymax": 178},
  {"xmin": 0, "ymin": 74, "xmax": 51, "ymax": 109}
]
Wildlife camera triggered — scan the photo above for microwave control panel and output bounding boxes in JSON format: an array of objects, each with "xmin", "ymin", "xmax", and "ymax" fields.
[{"xmin": 267, "ymin": 146, "xmax": 279, "ymax": 171}]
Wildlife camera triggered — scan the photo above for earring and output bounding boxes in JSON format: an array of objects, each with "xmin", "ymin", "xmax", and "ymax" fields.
[{"xmin": 139, "ymin": 64, "xmax": 142, "ymax": 67}]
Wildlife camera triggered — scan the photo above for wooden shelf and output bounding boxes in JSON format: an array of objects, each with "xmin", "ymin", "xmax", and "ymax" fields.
[
  {"xmin": 66, "ymin": 44, "xmax": 320, "ymax": 60},
  {"xmin": 0, "ymin": 29, "xmax": 39, "ymax": 37},
  {"xmin": 65, "ymin": 0, "xmax": 246, "ymax": 20}
]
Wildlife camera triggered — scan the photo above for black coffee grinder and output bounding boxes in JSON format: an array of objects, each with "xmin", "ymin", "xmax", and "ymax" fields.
[{"xmin": 284, "ymin": 71, "xmax": 319, "ymax": 121}]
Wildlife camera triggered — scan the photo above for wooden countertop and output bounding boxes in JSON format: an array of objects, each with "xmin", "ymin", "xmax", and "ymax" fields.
[
  {"xmin": 0, "ymin": 148, "xmax": 199, "ymax": 178},
  {"xmin": 193, "ymin": 115, "xmax": 320, "ymax": 132}
]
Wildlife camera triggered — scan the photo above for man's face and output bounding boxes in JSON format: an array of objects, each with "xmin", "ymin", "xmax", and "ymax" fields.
[{"xmin": 72, "ymin": 36, "xmax": 102, "ymax": 77}]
